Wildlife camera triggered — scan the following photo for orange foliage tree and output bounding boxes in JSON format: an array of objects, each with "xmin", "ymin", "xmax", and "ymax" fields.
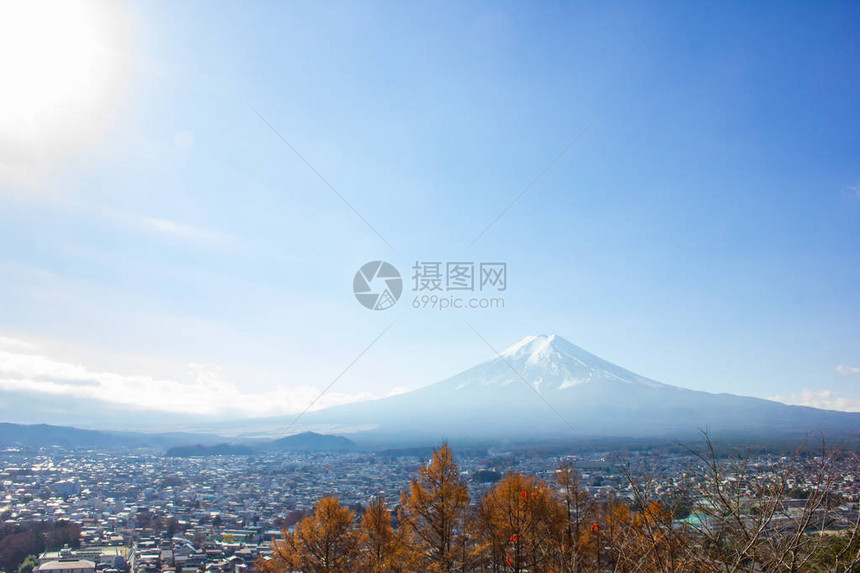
[
  {"xmin": 473, "ymin": 472, "xmax": 566, "ymax": 572},
  {"xmin": 399, "ymin": 443, "xmax": 470, "ymax": 572},
  {"xmin": 261, "ymin": 496, "xmax": 359, "ymax": 573},
  {"xmin": 556, "ymin": 460, "xmax": 592, "ymax": 572},
  {"xmin": 359, "ymin": 496, "xmax": 416, "ymax": 572}
]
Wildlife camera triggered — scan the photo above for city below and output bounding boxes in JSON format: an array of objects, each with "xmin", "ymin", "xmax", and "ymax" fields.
[{"xmin": 1, "ymin": 436, "xmax": 858, "ymax": 573}]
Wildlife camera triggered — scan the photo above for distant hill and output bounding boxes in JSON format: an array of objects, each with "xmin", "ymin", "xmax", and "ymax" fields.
[
  {"xmin": 165, "ymin": 443, "xmax": 254, "ymax": 457},
  {"xmin": 266, "ymin": 431, "xmax": 356, "ymax": 451},
  {"xmin": 0, "ymin": 422, "xmax": 224, "ymax": 450},
  {"xmin": 0, "ymin": 423, "xmax": 358, "ymax": 454},
  {"xmin": 0, "ymin": 423, "xmax": 125, "ymax": 448}
]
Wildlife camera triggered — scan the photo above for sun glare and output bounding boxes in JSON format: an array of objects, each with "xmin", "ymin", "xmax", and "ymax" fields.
[{"xmin": 0, "ymin": 0, "xmax": 129, "ymax": 186}]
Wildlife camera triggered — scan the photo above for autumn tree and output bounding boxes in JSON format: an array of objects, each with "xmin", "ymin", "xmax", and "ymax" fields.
[
  {"xmin": 474, "ymin": 472, "xmax": 566, "ymax": 573},
  {"xmin": 0, "ymin": 532, "xmax": 43, "ymax": 573},
  {"xmin": 607, "ymin": 464, "xmax": 704, "ymax": 573},
  {"xmin": 575, "ymin": 499, "xmax": 634, "ymax": 572},
  {"xmin": 556, "ymin": 460, "xmax": 593, "ymax": 572},
  {"xmin": 17, "ymin": 554, "xmax": 38, "ymax": 573},
  {"xmin": 399, "ymin": 443, "xmax": 470, "ymax": 572},
  {"xmin": 43, "ymin": 520, "xmax": 81, "ymax": 549},
  {"xmin": 261, "ymin": 496, "xmax": 359, "ymax": 573},
  {"xmin": 359, "ymin": 496, "xmax": 416, "ymax": 573}
]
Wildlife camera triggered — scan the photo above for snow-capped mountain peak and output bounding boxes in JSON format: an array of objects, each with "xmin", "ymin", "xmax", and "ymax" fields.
[
  {"xmin": 249, "ymin": 332, "xmax": 860, "ymax": 441},
  {"xmin": 500, "ymin": 333, "xmax": 559, "ymax": 363},
  {"xmin": 459, "ymin": 334, "xmax": 669, "ymax": 393}
]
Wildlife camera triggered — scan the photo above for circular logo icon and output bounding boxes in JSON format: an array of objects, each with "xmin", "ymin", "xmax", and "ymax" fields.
[{"xmin": 353, "ymin": 261, "xmax": 402, "ymax": 310}]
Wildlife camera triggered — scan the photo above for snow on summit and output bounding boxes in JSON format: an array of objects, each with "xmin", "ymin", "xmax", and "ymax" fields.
[
  {"xmin": 251, "ymin": 332, "xmax": 860, "ymax": 440},
  {"xmin": 458, "ymin": 334, "xmax": 670, "ymax": 393},
  {"xmin": 501, "ymin": 334, "xmax": 559, "ymax": 363}
]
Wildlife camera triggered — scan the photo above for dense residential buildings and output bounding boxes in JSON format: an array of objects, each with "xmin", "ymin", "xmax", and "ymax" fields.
[{"xmin": 1, "ymin": 447, "xmax": 858, "ymax": 573}]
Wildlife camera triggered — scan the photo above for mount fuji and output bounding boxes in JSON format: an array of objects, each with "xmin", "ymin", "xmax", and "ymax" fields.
[{"xmin": 251, "ymin": 334, "xmax": 860, "ymax": 443}]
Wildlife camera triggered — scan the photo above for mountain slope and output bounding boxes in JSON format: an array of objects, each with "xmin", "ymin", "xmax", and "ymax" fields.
[{"xmin": 250, "ymin": 334, "xmax": 860, "ymax": 443}]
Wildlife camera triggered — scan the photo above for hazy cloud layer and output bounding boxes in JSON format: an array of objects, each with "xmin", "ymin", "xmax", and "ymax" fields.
[
  {"xmin": 769, "ymin": 389, "xmax": 860, "ymax": 412},
  {"xmin": 0, "ymin": 336, "xmax": 376, "ymax": 417},
  {"xmin": 836, "ymin": 365, "xmax": 860, "ymax": 376}
]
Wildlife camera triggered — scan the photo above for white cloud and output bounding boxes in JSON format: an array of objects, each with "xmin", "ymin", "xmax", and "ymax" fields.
[
  {"xmin": 836, "ymin": 365, "xmax": 860, "ymax": 376},
  {"xmin": 0, "ymin": 336, "xmax": 37, "ymax": 352},
  {"xmin": 0, "ymin": 188, "xmax": 232, "ymax": 247},
  {"xmin": 71, "ymin": 205, "xmax": 233, "ymax": 246},
  {"xmin": 138, "ymin": 216, "xmax": 227, "ymax": 244},
  {"xmin": 0, "ymin": 336, "xmax": 377, "ymax": 418},
  {"xmin": 769, "ymin": 389, "xmax": 860, "ymax": 412}
]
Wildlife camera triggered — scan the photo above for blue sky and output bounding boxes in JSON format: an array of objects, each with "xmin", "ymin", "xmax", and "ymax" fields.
[{"xmin": 0, "ymin": 1, "xmax": 858, "ymax": 421}]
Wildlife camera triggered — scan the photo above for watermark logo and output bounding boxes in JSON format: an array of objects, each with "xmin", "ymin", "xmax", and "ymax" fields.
[
  {"xmin": 353, "ymin": 261, "xmax": 403, "ymax": 310},
  {"xmin": 412, "ymin": 261, "xmax": 506, "ymax": 292},
  {"xmin": 353, "ymin": 260, "xmax": 507, "ymax": 311}
]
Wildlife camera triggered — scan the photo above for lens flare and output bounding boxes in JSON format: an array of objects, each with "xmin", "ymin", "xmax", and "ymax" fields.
[{"xmin": 0, "ymin": 0, "xmax": 130, "ymax": 186}]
